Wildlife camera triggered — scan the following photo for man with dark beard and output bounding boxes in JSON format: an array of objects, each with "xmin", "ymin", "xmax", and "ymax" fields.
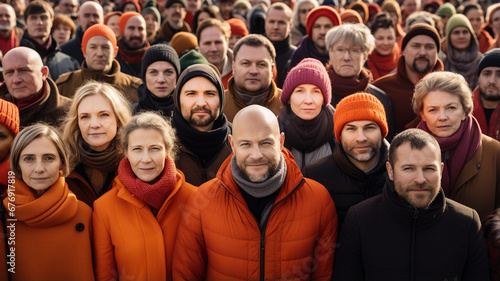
[
  {"xmin": 334, "ymin": 129, "xmax": 490, "ymax": 281},
  {"xmin": 472, "ymin": 49, "xmax": 500, "ymax": 141},
  {"xmin": 173, "ymin": 105, "xmax": 337, "ymax": 280},
  {"xmin": 172, "ymin": 64, "xmax": 232, "ymax": 186},
  {"xmin": 304, "ymin": 92, "xmax": 389, "ymax": 230},
  {"xmin": 115, "ymin": 12, "xmax": 150, "ymax": 78},
  {"xmin": 158, "ymin": 0, "xmax": 191, "ymax": 44},
  {"xmin": 373, "ymin": 23, "xmax": 444, "ymax": 135}
]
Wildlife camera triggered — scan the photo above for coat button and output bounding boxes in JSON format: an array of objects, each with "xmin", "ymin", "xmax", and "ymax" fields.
[
  {"xmin": 476, "ymin": 164, "xmax": 481, "ymax": 169},
  {"xmin": 76, "ymin": 223, "xmax": 85, "ymax": 232}
]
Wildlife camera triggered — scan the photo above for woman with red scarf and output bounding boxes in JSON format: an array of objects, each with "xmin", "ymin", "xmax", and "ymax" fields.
[
  {"xmin": 92, "ymin": 112, "xmax": 196, "ymax": 281},
  {"xmin": 367, "ymin": 13, "xmax": 401, "ymax": 80},
  {"xmin": 412, "ymin": 71, "xmax": 500, "ymax": 220}
]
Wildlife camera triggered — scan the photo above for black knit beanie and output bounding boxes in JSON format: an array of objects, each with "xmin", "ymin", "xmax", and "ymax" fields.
[
  {"xmin": 141, "ymin": 44, "xmax": 180, "ymax": 82},
  {"xmin": 477, "ymin": 48, "xmax": 500, "ymax": 76},
  {"xmin": 401, "ymin": 23, "xmax": 441, "ymax": 51},
  {"xmin": 173, "ymin": 64, "xmax": 225, "ymax": 117}
]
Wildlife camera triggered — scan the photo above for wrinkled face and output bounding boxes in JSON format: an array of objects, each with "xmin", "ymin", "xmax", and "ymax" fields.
[
  {"xmin": 0, "ymin": 6, "xmax": 16, "ymax": 32},
  {"xmin": 420, "ymin": 90, "xmax": 466, "ymax": 138},
  {"xmin": 85, "ymin": 35, "xmax": 116, "ymax": 72},
  {"xmin": 19, "ymin": 137, "xmax": 62, "ymax": 196},
  {"xmin": 122, "ymin": 16, "xmax": 147, "ymax": 50},
  {"xmin": 493, "ymin": 10, "xmax": 500, "ymax": 34},
  {"xmin": 465, "ymin": 8, "xmax": 483, "ymax": 36},
  {"xmin": 289, "ymin": 84, "xmax": 324, "ymax": 120},
  {"xmin": 59, "ymin": 0, "xmax": 78, "ymax": 14},
  {"xmin": 106, "ymin": 14, "xmax": 121, "ymax": 38},
  {"xmin": 374, "ymin": 27, "xmax": 396, "ymax": 56},
  {"xmin": 166, "ymin": 3, "xmax": 186, "ymax": 24},
  {"xmin": 179, "ymin": 76, "xmax": 220, "ymax": 132},
  {"xmin": 77, "ymin": 94, "xmax": 118, "ymax": 152},
  {"xmin": 387, "ymin": 142, "xmax": 442, "ymax": 209},
  {"xmin": 145, "ymin": 61, "xmax": 177, "ymax": 98},
  {"xmin": 52, "ymin": 24, "xmax": 71, "ymax": 46},
  {"xmin": 199, "ymin": 26, "xmax": 228, "ymax": 67},
  {"xmin": 299, "ymin": 2, "xmax": 314, "ymax": 27},
  {"xmin": 329, "ymin": 40, "xmax": 365, "ymax": 78},
  {"xmin": 233, "ymin": 44, "xmax": 273, "ymax": 93},
  {"xmin": 402, "ymin": 35, "xmax": 438, "ymax": 74},
  {"xmin": 230, "ymin": 115, "xmax": 284, "ymax": 182},
  {"xmin": 340, "ymin": 120, "xmax": 382, "ymax": 171},
  {"xmin": 26, "ymin": 12, "xmax": 52, "ymax": 42},
  {"xmin": 478, "ymin": 67, "xmax": 500, "ymax": 102},
  {"xmin": 311, "ymin": 16, "xmax": 334, "ymax": 51},
  {"xmin": 126, "ymin": 128, "xmax": 167, "ymax": 183},
  {"xmin": 265, "ymin": 8, "xmax": 291, "ymax": 42},
  {"xmin": 3, "ymin": 53, "xmax": 47, "ymax": 100},
  {"xmin": 449, "ymin": 26, "xmax": 471, "ymax": 53},
  {"xmin": 144, "ymin": 13, "xmax": 159, "ymax": 36},
  {"xmin": 78, "ymin": 3, "xmax": 103, "ymax": 31},
  {"xmin": 0, "ymin": 123, "xmax": 14, "ymax": 163}
]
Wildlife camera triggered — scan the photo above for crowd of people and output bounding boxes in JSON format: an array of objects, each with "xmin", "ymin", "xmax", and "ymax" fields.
[{"xmin": 0, "ymin": 0, "xmax": 499, "ymax": 279}]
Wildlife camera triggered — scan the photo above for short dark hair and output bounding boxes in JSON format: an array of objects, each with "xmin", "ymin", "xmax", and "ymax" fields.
[
  {"xmin": 233, "ymin": 34, "xmax": 276, "ymax": 61},
  {"xmin": 24, "ymin": 0, "xmax": 54, "ymax": 21},
  {"xmin": 196, "ymin": 18, "xmax": 230, "ymax": 43},
  {"xmin": 389, "ymin": 129, "xmax": 441, "ymax": 166},
  {"xmin": 371, "ymin": 12, "xmax": 394, "ymax": 34}
]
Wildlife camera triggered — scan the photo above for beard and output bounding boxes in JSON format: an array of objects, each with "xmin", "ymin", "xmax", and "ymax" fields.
[
  {"xmin": 412, "ymin": 56, "xmax": 431, "ymax": 74},
  {"xmin": 187, "ymin": 106, "xmax": 216, "ymax": 128},
  {"xmin": 395, "ymin": 181, "xmax": 440, "ymax": 209},
  {"xmin": 240, "ymin": 158, "xmax": 280, "ymax": 183},
  {"xmin": 479, "ymin": 86, "xmax": 500, "ymax": 101},
  {"xmin": 343, "ymin": 141, "xmax": 380, "ymax": 164}
]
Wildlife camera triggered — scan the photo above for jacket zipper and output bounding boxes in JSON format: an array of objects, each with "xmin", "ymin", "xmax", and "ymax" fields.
[{"xmin": 410, "ymin": 208, "xmax": 418, "ymax": 281}]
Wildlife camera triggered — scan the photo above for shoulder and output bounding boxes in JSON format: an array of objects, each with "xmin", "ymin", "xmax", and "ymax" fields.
[
  {"xmin": 481, "ymin": 134, "xmax": 500, "ymax": 149},
  {"xmin": 303, "ymin": 155, "xmax": 335, "ymax": 178},
  {"xmin": 55, "ymin": 70, "xmax": 77, "ymax": 85},
  {"xmin": 444, "ymin": 198, "xmax": 481, "ymax": 225}
]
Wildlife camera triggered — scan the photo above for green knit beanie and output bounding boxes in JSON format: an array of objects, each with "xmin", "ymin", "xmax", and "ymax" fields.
[
  {"xmin": 179, "ymin": 50, "xmax": 209, "ymax": 73},
  {"xmin": 446, "ymin": 14, "xmax": 474, "ymax": 42},
  {"xmin": 142, "ymin": 0, "xmax": 161, "ymax": 22},
  {"xmin": 437, "ymin": 2, "xmax": 456, "ymax": 17}
]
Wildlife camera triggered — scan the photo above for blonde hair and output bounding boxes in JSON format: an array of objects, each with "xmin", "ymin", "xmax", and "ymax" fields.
[{"xmin": 61, "ymin": 80, "xmax": 132, "ymax": 168}]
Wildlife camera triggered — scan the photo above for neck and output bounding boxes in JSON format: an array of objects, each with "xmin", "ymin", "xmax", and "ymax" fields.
[
  {"xmin": 405, "ymin": 64, "xmax": 426, "ymax": 85},
  {"xmin": 481, "ymin": 97, "xmax": 500, "ymax": 109},
  {"xmin": 349, "ymin": 154, "xmax": 378, "ymax": 171},
  {"xmin": 33, "ymin": 35, "xmax": 49, "ymax": 46},
  {"xmin": 168, "ymin": 19, "xmax": 182, "ymax": 30},
  {"xmin": 216, "ymin": 57, "xmax": 225, "ymax": 74}
]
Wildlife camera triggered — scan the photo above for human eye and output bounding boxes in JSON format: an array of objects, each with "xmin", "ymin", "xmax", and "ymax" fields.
[
  {"xmin": 44, "ymin": 155, "xmax": 56, "ymax": 161},
  {"xmin": 148, "ymin": 70, "xmax": 158, "ymax": 75},
  {"xmin": 425, "ymin": 44, "xmax": 435, "ymax": 50},
  {"xmin": 100, "ymin": 112, "xmax": 110, "ymax": 117},
  {"xmin": 80, "ymin": 114, "xmax": 90, "ymax": 120},
  {"xmin": 206, "ymin": 91, "xmax": 217, "ymax": 96},
  {"xmin": 403, "ymin": 166, "xmax": 413, "ymax": 171},
  {"xmin": 23, "ymin": 156, "xmax": 33, "ymax": 162}
]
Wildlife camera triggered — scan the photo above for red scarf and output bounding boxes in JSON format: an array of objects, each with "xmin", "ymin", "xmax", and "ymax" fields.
[
  {"xmin": 0, "ymin": 157, "xmax": 10, "ymax": 194},
  {"xmin": 117, "ymin": 40, "xmax": 150, "ymax": 64},
  {"xmin": 367, "ymin": 44, "xmax": 401, "ymax": 80},
  {"xmin": 0, "ymin": 29, "xmax": 18, "ymax": 57},
  {"xmin": 417, "ymin": 116, "xmax": 481, "ymax": 196},
  {"xmin": 15, "ymin": 81, "xmax": 47, "ymax": 110},
  {"xmin": 118, "ymin": 157, "xmax": 176, "ymax": 214}
]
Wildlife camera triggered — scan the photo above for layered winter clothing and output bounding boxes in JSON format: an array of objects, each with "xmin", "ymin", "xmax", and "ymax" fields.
[
  {"xmin": 0, "ymin": 77, "xmax": 71, "ymax": 128},
  {"xmin": 133, "ymin": 84, "xmax": 175, "ymax": 118},
  {"xmin": 373, "ymin": 55, "xmax": 444, "ymax": 134},
  {"xmin": 367, "ymin": 43, "xmax": 401, "ymax": 80},
  {"xmin": 289, "ymin": 36, "xmax": 329, "ymax": 69},
  {"xmin": 333, "ymin": 181, "xmax": 490, "ymax": 281},
  {"xmin": 158, "ymin": 20, "xmax": 191, "ymax": 43},
  {"xmin": 115, "ymin": 40, "xmax": 150, "ymax": 78},
  {"xmin": 271, "ymin": 35, "xmax": 296, "ymax": 88},
  {"xmin": 472, "ymin": 87, "xmax": 500, "ymax": 141},
  {"xmin": 0, "ymin": 176, "xmax": 94, "ymax": 281},
  {"xmin": 478, "ymin": 28, "xmax": 495, "ymax": 54},
  {"xmin": 93, "ymin": 160, "xmax": 196, "ymax": 281},
  {"xmin": 0, "ymin": 27, "xmax": 22, "ymax": 57},
  {"xmin": 172, "ymin": 149, "xmax": 338, "ymax": 280}
]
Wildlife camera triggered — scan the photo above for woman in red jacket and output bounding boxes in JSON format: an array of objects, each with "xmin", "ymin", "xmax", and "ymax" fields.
[
  {"xmin": 93, "ymin": 112, "xmax": 196, "ymax": 281},
  {"xmin": 1, "ymin": 123, "xmax": 94, "ymax": 280}
]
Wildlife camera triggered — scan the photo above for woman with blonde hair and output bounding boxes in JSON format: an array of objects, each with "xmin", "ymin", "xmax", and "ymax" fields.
[
  {"xmin": 93, "ymin": 112, "xmax": 196, "ymax": 280},
  {"xmin": 0, "ymin": 124, "xmax": 93, "ymax": 280},
  {"xmin": 412, "ymin": 71, "xmax": 500, "ymax": 220},
  {"xmin": 62, "ymin": 80, "xmax": 132, "ymax": 207}
]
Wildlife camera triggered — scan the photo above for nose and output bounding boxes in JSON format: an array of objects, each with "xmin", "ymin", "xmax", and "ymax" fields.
[
  {"xmin": 438, "ymin": 108, "xmax": 448, "ymax": 120},
  {"xmin": 414, "ymin": 168, "xmax": 426, "ymax": 185},
  {"xmin": 33, "ymin": 159, "xmax": 45, "ymax": 174},
  {"xmin": 195, "ymin": 94, "xmax": 208, "ymax": 106},
  {"xmin": 209, "ymin": 42, "xmax": 217, "ymax": 52},
  {"xmin": 90, "ymin": 116, "xmax": 101, "ymax": 128},
  {"xmin": 140, "ymin": 151, "xmax": 152, "ymax": 163},
  {"xmin": 342, "ymin": 50, "xmax": 351, "ymax": 60},
  {"xmin": 355, "ymin": 129, "xmax": 368, "ymax": 142},
  {"xmin": 249, "ymin": 146, "xmax": 263, "ymax": 160},
  {"xmin": 249, "ymin": 63, "xmax": 258, "ymax": 73},
  {"xmin": 488, "ymin": 74, "xmax": 497, "ymax": 84},
  {"xmin": 303, "ymin": 92, "xmax": 313, "ymax": 104}
]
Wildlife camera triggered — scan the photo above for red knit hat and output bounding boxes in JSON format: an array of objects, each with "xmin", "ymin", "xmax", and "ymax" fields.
[
  {"xmin": 119, "ymin": 12, "xmax": 142, "ymax": 35},
  {"xmin": 306, "ymin": 6, "xmax": 341, "ymax": 39},
  {"xmin": 281, "ymin": 58, "xmax": 332, "ymax": 106},
  {"xmin": 227, "ymin": 18, "xmax": 249, "ymax": 37},
  {"xmin": 334, "ymin": 92, "xmax": 388, "ymax": 142},
  {"xmin": 340, "ymin": 10, "xmax": 362, "ymax": 24},
  {"xmin": 0, "ymin": 99, "xmax": 19, "ymax": 137},
  {"xmin": 81, "ymin": 24, "xmax": 118, "ymax": 56}
]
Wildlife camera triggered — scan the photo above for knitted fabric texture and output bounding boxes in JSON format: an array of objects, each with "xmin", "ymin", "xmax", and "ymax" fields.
[
  {"xmin": 170, "ymin": 32, "xmax": 198, "ymax": 57},
  {"xmin": 477, "ymin": 48, "xmax": 500, "ymax": 76},
  {"xmin": 0, "ymin": 99, "xmax": 19, "ymax": 136},
  {"xmin": 281, "ymin": 58, "xmax": 332, "ymax": 105},
  {"xmin": 81, "ymin": 24, "xmax": 117, "ymax": 56},
  {"xmin": 437, "ymin": 2, "xmax": 456, "ymax": 17},
  {"xmin": 179, "ymin": 50, "xmax": 209, "ymax": 73},
  {"xmin": 142, "ymin": 0, "xmax": 161, "ymax": 22},
  {"xmin": 446, "ymin": 14, "xmax": 475, "ymax": 43},
  {"xmin": 340, "ymin": 10, "xmax": 363, "ymax": 24},
  {"xmin": 119, "ymin": 12, "xmax": 142, "ymax": 34},
  {"xmin": 227, "ymin": 18, "xmax": 249, "ymax": 37},
  {"xmin": 401, "ymin": 22, "xmax": 441, "ymax": 51},
  {"xmin": 141, "ymin": 44, "xmax": 180, "ymax": 81},
  {"xmin": 122, "ymin": 0, "xmax": 141, "ymax": 12},
  {"xmin": 306, "ymin": 6, "xmax": 341, "ymax": 38},
  {"xmin": 334, "ymin": 92, "xmax": 388, "ymax": 142}
]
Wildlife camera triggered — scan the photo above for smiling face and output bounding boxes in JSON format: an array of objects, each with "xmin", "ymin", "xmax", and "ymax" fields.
[
  {"xmin": 126, "ymin": 128, "xmax": 167, "ymax": 183},
  {"xmin": 374, "ymin": 27, "xmax": 396, "ymax": 56},
  {"xmin": 19, "ymin": 137, "xmax": 61, "ymax": 196},
  {"xmin": 77, "ymin": 94, "xmax": 118, "ymax": 151},
  {"xmin": 420, "ymin": 90, "xmax": 466, "ymax": 138}
]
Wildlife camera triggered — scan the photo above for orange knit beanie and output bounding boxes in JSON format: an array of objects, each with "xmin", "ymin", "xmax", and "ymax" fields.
[
  {"xmin": 0, "ymin": 99, "xmax": 19, "ymax": 136},
  {"xmin": 119, "ymin": 12, "xmax": 142, "ymax": 35},
  {"xmin": 334, "ymin": 92, "xmax": 388, "ymax": 142},
  {"xmin": 81, "ymin": 24, "xmax": 117, "ymax": 56}
]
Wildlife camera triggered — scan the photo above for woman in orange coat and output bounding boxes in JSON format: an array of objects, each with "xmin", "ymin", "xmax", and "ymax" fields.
[
  {"xmin": 0, "ymin": 124, "xmax": 94, "ymax": 280},
  {"xmin": 92, "ymin": 112, "xmax": 196, "ymax": 281}
]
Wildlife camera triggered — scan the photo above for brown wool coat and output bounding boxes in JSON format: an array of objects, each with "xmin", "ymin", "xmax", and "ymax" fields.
[
  {"xmin": 56, "ymin": 60, "xmax": 142, "ymax": 103},
  {"xmin": 223, "ymin": 77, "xmax": 282, "ymax": 122}
]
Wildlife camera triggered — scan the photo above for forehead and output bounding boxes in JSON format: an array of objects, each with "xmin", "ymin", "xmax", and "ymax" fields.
[
  {"xmin": 181, "ymin": 76, "xmax": 218, "ymax": 92},
  {"xmin": 3, "ymin": 52, "xmax": 37, "ymax": 69},
  {"xmin": 147, "ymin": 60, "xmax": 174, "ymax": 70},
  {"xmin": 28, "ymin": 11, "xmax": 50, "ymax": 18},
  {"xmin": 393, "ymin": 142, "xmax": 439, "ymax": 165},
  {"xmin": 267, "ymin": 8, "xmax": 289, "ymax": 20},
  {"xmin": 200, "ymin": 26, "xmax": 225, "ymax": 40},
  {"xmin": 126, "ymin": 16, "xmax": 146, "ymax": 28},
  {"xmin": 407, "ymin": 34, "xmax": 436, "ymax": 46},
  {"xmin": 87, "ymin": 35, "xmax": 113, "ymax": 45},
  {"xmin": 235, "ymin": 45, "xmax": 272, "ymax": 61},
  {"xmin": 22, "ymin": 137, "xmax": 58, "ymax": 153},
  {"xmin": 233, "ymin": 111, "xmax": 279, "ymax": 139},
  {"xmin": 80, "ymin": 3, "xmax": 100, "ymax": 14},
  {"xmin": 0, "ymin": 5, "xmax": 14, "ymax": 15},
  {"xmin": 169, "ymin": 3, "xmax": 184, "ymax": 8},
  {"xmin": 313, "ymin": 16, "xmax": 333, "ymax": 25},
  {"xmin": 480, "ymin": 66, "xmax": 500, "ymax": 74}
]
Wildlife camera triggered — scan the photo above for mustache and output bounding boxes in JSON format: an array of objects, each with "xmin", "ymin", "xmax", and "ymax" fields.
[
  {"xmin": 407, "ymin": 183, "xmax": 434, "ymax": 190},
  {"xmin": 190, "ymin": 106, "xmax": 211, "ymax": 114}
]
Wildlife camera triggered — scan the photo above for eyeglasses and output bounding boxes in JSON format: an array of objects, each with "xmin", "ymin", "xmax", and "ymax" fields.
[
  {"xmin": 299, "ymin": 8, "xmax": 312, "ymax": 14},
  {"xmin": 332, "ymin": 47, "xmax": 363, "ymax": 58}
]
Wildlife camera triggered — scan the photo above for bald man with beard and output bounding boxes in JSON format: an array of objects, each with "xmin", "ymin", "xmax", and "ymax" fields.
[{"xmin": 173, "ymin": 105, "xmax": 337, "ymax": 280}]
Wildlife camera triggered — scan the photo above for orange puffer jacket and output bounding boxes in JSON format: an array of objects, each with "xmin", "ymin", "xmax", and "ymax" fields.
[
  {"xmin": 92, "ymin": 170, "xmax": 196, "ymax": 281},
  {"xmin": 172, "ymin": 150, "xmax": 338, "ymax": 280}
]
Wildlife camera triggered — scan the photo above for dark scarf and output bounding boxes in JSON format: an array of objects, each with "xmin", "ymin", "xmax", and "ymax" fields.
[
  {"xmin": 117, "ymin": 40, "xmax": 149, "ymax": 64},
  {"xmin": 367, "ymin": 44, "xmax": 401, "ymax": 80},
  {"xmin": 292, "ymin": 36, "xmax": 330, "ymax": 65},
  {"xmin": 134, "ymin": 84, "xmax": 175, "ymax": 119},
  {"xmin": 172, "ymin": 110, "xmax": 231, "ymax": 164},
  {"xmin": 417, "ymin": 116, "xmax": 481, "ymax": 196},
  {"xmin": 328, "ymin": 66, "xmax": 373, "ymax": 105},
  {"xmin": 15, "ymin": 81, "xmax": 47, "ymax": 110},
  {"xmin": 445, "ymin": 40, "xmax": 482, "ymax": 89},
  {"xmin": 278, "ymin": 104, "xmax": 335, "ymax": 152},
  {"xmin": 273, "ymin": 35, "xmax": 293, "ymax": 51},
  {"xmin": 78, "ymin": 140, "xmax": 122, "ymax": 173},
  {"xmin": 234, "ymin": 83, "xmax": 271, "ymax": 106},
  {"xmin": 118, "ymin": 157, "xmax": 177, "ymax": 214}
]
